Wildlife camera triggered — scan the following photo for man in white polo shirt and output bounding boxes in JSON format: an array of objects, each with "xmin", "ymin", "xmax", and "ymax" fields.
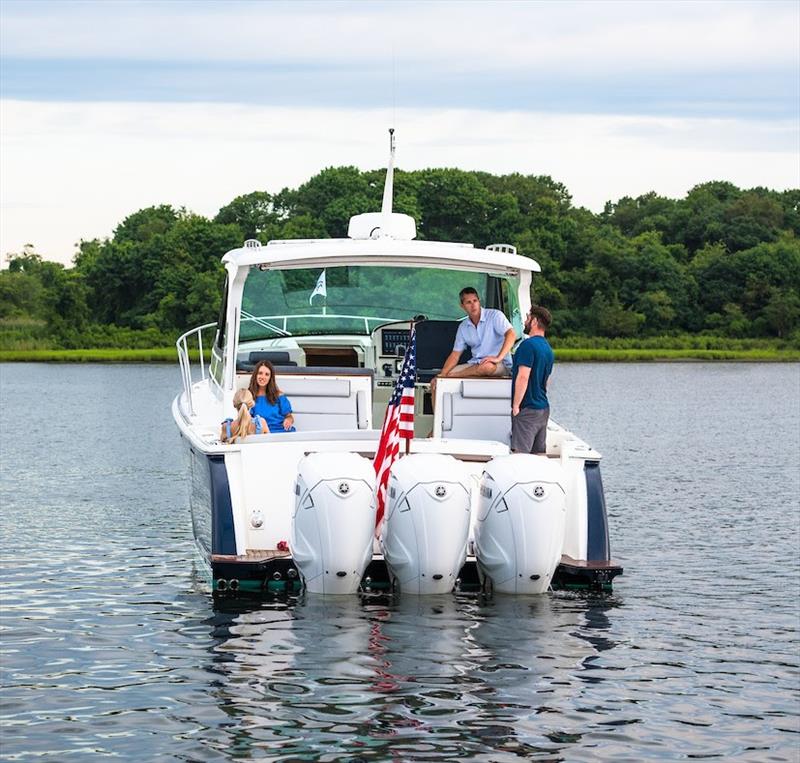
[{"xmin": 437, "ymin": 287, "xmax": 516, "ymax": 383}]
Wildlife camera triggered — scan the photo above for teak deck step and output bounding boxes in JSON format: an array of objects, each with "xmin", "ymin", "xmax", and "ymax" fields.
[
  {"xmin": 212, "ymin": 549, "xmax": 291, "ymax": 563},
  {"xmin": 560, "ymin": 554, "xmax": 622, "ymax": 571}
]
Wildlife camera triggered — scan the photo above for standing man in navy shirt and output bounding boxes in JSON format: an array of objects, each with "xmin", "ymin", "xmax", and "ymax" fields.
[{"xmin": 511, "ymin": 306, "xmax": 554, "ymax": 454}]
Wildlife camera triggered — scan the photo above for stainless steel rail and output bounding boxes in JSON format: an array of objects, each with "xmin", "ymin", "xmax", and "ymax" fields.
[
  {"xmin": 240, "ymin": 312, "xmax": 399, "ymax": 336},
  {"xmin": 175, "ymin": 322, "xmax": 217, "ymax": 418}
]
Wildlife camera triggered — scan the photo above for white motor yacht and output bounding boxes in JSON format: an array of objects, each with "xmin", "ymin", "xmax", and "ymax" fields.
[{"xmin": 172, "ymin": 132, "xmax": 622, "ymax": 596}]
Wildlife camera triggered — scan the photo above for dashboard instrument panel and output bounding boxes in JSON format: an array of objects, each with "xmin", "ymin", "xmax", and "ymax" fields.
[{"xmin": 381, "ymin": 328, "xmax": 411, "ymax": 356}]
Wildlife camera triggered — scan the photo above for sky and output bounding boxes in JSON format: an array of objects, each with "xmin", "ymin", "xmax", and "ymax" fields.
[{"xmin": 1, "ymin": 0, "xmax": 798, "ymax": 267}]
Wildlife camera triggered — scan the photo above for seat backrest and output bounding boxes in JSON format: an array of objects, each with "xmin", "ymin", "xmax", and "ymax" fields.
[
  {"xmin": 234, "ymin": 368, "xmax": 373, "ymax": 431},
  {"xmin": 440, "ymin": 378, "xmax": 511, "ymax": 443},
  {"xmin": 278, "ymin": 371, "xmax": 373, "ymax": 431},
  {"xmin": 415, "ymin": 320, "xmax": 471, "ymax": 383},
  {"xmin": 237, "ymin": 350, "xmax": 297, "ymax": 372},
  {"xmin": 251, "ymin": 350, "xmax": 290, "ymax": 364}
]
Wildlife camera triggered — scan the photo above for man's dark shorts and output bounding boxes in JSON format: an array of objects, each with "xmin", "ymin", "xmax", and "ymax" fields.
[{"xmin": 511, "ymin": 407, "xmax": 550, "ymax": 454}]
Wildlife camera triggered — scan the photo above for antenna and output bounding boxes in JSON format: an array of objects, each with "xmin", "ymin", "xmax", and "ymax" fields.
[
  {"xmin": 392, "ymin": 43, "xmax": 397, "ymax": 129},
  {"xmin": 381, "ymin": 128, "xmax": 396, "ymax": 215},
  {"xmin": 347, "ymin": 129, "xmax": 415, "ymax": 240}
]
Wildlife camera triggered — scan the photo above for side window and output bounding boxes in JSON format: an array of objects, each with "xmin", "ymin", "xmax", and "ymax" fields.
[
  {"xmin": 499, "ymin": 278, "xmax": 522, "ymax": 338},
  {"xmin": 485, "ymin": 275, "xmax": 504, "ymax": 311},
  {"xmin": 210, "ymin": 277, "xmax": 228, "ymax": 387},
  {"xmin": 214, "ymin": 277, "xmax": 228, "ymax": 351}
]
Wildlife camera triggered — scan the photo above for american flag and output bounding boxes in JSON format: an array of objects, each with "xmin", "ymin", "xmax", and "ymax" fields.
[{"xmin": 373, "ymin": 329, "xmax": 416, "ymax": 527}]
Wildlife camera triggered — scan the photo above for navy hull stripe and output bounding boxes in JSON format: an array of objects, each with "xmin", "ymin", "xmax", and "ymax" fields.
[
  {"xmin": 584, "ymin": 461, "xmax": 611, "ymax": 561},
  {"xmin": 208, "ymin": 455, "xmax": 236, "ymax": 556}
]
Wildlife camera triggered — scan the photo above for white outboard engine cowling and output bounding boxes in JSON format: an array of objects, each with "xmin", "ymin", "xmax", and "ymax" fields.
[
  {"xmin": 381, "ymin": 454, "xmax": 471, "ymax": 595},
  {"xmin": 292, "ymin": 452, "xmax": 376, "ymax": 594},
  {"xmin": 475, "ymin": 455, "xmax": 566, "ymax": 594}
]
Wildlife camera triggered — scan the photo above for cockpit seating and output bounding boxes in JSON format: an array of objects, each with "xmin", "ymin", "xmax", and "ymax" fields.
[
  {"xmin": 236, "ymin": 367, "xmax": 373, "ymax": 432},
  {"xmin": 438, "ymin": 378, "xmax": 512, "ymax": 444}
]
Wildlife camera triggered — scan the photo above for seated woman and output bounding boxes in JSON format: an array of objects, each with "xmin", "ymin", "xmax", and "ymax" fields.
[
  {"xmin": 221, "ymin": 389, "xmax": 268, "ymax": 443},
  {"xmin": 248, "ymin": 360, "xmax": 296, "ymax": 433}
]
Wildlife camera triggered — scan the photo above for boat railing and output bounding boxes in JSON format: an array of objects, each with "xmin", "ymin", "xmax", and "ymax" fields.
[
  {"xmin": 176, "ymin": 322, "xmax": 218, "ymax": 418},
  {"xmin": 240, "ymin": 312, "xmax": 401, "ymax": 336}
]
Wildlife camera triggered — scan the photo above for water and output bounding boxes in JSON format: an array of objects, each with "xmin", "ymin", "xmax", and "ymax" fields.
[{"xmin": 1, "ymin": 362, "xmax": 798, "ymax": 761}]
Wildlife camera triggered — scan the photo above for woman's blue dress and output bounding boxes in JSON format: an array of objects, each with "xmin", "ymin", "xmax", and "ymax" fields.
[{"xmin": 251, "ymin": 394, "xmax": 296, "ymax": 433}]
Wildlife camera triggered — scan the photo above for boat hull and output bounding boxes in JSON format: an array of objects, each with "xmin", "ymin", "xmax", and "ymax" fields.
[
  {"xmin": 175, "ymin": 370, "xmax": 622, "ymax": 597},
  {"xmin": 181, "ymin": 435, "xmax": 621, "ymax": 595}
]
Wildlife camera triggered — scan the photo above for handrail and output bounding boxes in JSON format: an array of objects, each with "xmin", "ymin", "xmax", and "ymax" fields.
[
  {"xmin": 239, "ymin": 312, "xmax": 401, "ymax": 337},
  {"xmin": 176, "ymin": 312, "xmax": 404, "ymax": 417},
  {"xmin": 240, "ymin": 310, "xmax": 292, "ymax": 336},
  {"xmin": 175, "ymin": 322, "xmax": 217, "ymax": 418}
]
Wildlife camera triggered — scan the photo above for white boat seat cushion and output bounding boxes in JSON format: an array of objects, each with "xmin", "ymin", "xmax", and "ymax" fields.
[
  {"xmin": 276, "ymin": 377, "xmax": 368, "ymax": 431},
  {"xmin": 459, "ymin": 379, "xmax": 512, "ymax": 399},
  {"xmin": 280, "ymin": 378, "xmax": 351, "ymax": 398},
  {"xmin": 441, "ymin": 379, "xmax": 512, "ymax": 444}
]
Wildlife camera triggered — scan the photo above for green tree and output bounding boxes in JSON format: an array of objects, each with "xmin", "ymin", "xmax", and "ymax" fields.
[
  {"xmin": 723, "ymin": 191, "xmax": 784, "ymax": 252},
  {"xmin": 1, "ymin": 247, "xmax": 88, "ymax": 333},
  {"xmin": 763, "ymin": 287, "xmax": 800, "ymax": 337},
  {"xmin": 588, "ymin": 293, "xmax": 645, "ymax": 337},
  {"xmin": 0, "ymin": 268, "xmax": 44, "ymax": 319},
  {"xmin": 113, "ymin": 204, "xmax": 179, "ymax": 243},
  {"xmin": 277, "ymin": 166, "xmax": 379, "ymax": 237},
  {"xmin": 4, "ymin": 166, "xmax": 798, "ymax": 347},
  {"xmin": 214, "ymin": 191, "xmax": 279, "ymax": 240},
  {"xmin": 602, "ymin": 191, "xmax": 677, "ymax": 239},
  {"xmin": 414, "ymin": 169, "xmax": 492, "ymax": 244}
]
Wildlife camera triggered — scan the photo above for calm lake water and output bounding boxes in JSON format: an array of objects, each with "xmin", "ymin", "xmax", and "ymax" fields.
[{"xmin": 1, "ymin": 362, "xmax": 798, "ymax": 762}]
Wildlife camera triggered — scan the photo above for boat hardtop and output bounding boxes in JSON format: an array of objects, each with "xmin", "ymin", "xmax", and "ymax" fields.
[{"xmin": 223, "ymin": 236, "xmax": 541, "ymax": 273}]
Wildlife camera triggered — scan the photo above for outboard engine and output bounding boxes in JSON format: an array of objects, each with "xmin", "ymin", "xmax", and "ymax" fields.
[
  {"xmin": 381, "ymin": 454, "xmax": 471, "ymax": 595},
  {"xmin": 292, "ymin": 452, "xmax": 376, "ymax": 594},
  {"xmin": 474, "ymin": 455, "xmax": 566, "ymax": 594}
]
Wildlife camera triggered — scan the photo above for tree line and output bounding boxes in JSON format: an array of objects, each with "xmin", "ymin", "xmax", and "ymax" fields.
[{"xmin": 1, "ymin": 167, "xmax": 798, "ymax": 349}]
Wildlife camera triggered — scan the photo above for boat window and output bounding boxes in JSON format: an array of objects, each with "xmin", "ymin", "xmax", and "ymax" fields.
[
  {"xmin": 214, "ymin": 276, "xmax": 228, "ymax": 351},
  {"xmin": 239, "ymin": 266, "xmax": 517, "ymax": 341},
  {"xmin": 210, "ymin": 276, "xmax": 228, "ymax": 387},
  {"xmin": 501, "ymin": 279, "xmax": 523, "ymax": 338}
]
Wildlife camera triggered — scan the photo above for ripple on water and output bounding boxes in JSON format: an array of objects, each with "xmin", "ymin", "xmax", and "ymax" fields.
[{"xmin": 1, "ymin": 362, "xmax": 799, "ymax": 761}]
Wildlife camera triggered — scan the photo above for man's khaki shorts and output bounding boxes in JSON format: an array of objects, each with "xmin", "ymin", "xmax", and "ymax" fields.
[{"xmin": 448, "ymin": 362, "xmax": 510, "ymax": 377}]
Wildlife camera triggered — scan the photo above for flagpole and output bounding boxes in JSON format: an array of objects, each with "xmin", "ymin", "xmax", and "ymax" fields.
[{"xmin": 373, "ymin": 325, "xmax": 417, "ymax": 529}]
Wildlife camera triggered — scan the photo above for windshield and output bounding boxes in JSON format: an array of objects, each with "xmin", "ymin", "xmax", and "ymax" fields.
[{"xmin": 239, "ymin": 265, "xmax": 519, "ymax": 341}]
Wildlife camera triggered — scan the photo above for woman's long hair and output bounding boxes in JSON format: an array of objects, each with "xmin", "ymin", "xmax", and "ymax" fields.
[
  {"xmin": 230, "ymin": 388, "xmax": 256, "ymax": 443},
  {"xmin": 248, "ymin": 360, "xmax": 280, "ymax": 404}
]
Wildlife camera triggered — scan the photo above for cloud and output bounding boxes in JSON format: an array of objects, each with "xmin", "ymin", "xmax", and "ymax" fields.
[
  {"xmin": 1, "ymin": 2, "xmax": 797, "ymax": 265},
  {"xmin": 2, "ymin": 1, "xmax": 796, "ymax": 73},
  {"xmin": 2, "ymin": 99, "xmax": 797, "ymax": 266},
  {"xmin": 2, "ymin": 2, "xmax": 797, "ymax": 120}
]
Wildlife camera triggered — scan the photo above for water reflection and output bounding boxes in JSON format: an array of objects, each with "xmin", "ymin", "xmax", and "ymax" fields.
[
  {"xmin": 4, "ymin": 363, "xmax": 797, "ymax": 761},
  {"xmin": 199, "ymin": 593, "xmax": 622, "ymax": 760}
]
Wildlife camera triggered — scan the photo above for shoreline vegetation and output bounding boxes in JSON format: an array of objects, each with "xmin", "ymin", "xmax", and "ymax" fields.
[
  {"xmin": 2, "ymin": 345, "xmax": 798, "ymax": 363},
  {"xmin": 3, "ymin": 169, "xmax": 798, "ymax": 356}
]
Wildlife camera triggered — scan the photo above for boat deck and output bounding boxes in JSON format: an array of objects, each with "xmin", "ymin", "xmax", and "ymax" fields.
[{"xmin": 212, "ymin": 549, "xmax": 291, "ymax": 563}]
